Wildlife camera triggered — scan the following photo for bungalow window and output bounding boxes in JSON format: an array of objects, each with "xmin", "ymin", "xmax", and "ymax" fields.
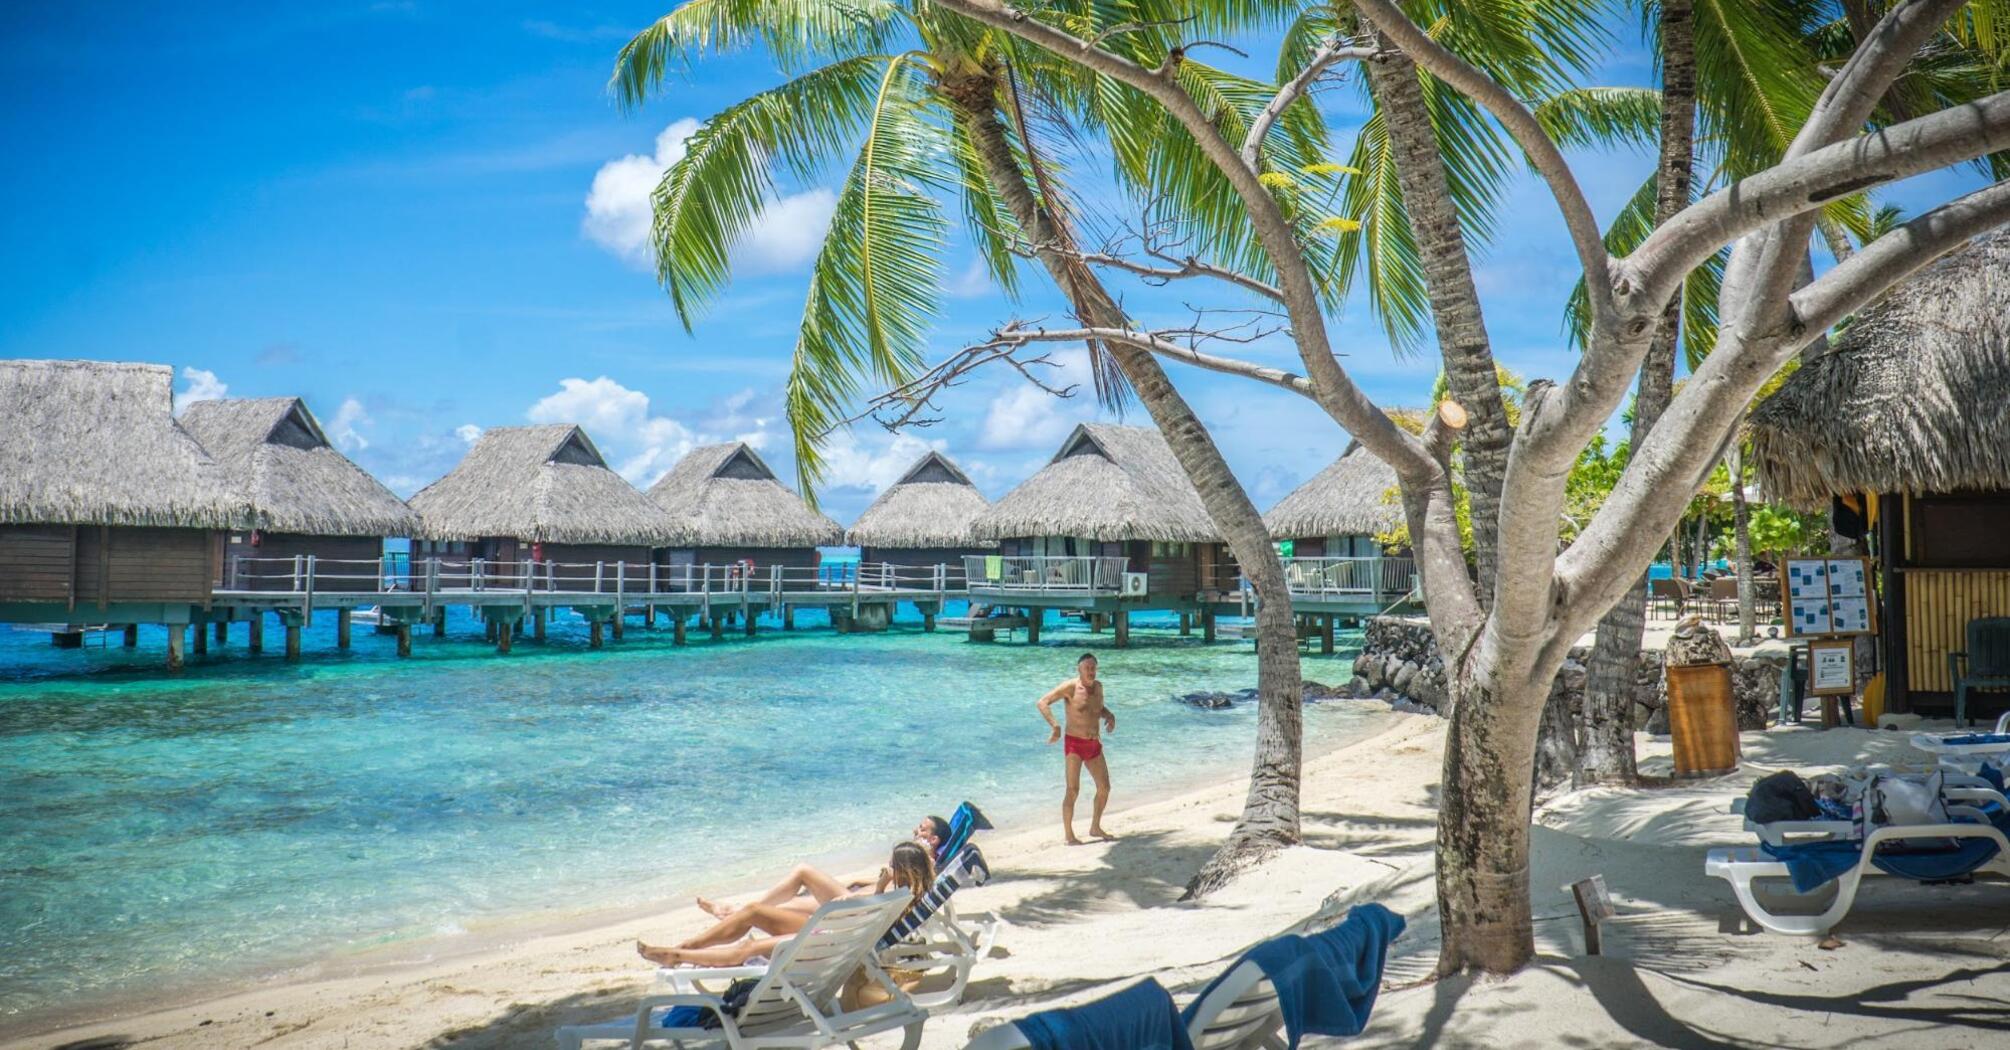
[{"xmin": 1151, "ymin": 541, "xmax": 1190, "ymax": 557}]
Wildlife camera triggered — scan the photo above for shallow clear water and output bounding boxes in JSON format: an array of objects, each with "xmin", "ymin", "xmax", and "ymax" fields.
[{"xmin": 0, "ymin": 605, "xmax": 1371, "ymax": 1025}]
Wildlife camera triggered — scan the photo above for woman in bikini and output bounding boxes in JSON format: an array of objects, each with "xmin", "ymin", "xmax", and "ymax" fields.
[
  {"xmin": 690, "ymin": 815, "xmax": 950, "ymax": 921},
  {"xmin": 636, "ymin": 841, "xmax": 935, "ymax": 967}
]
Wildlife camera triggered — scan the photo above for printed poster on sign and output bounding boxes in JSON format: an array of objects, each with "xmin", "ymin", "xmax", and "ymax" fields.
[
  {"xmin": 1826, "ymin": 558, "xmax": 1867, "ymax": 598},
  {"xmin": 1787, "ymin": 559, "xmax": 1832, "ymax": 637},
  {"xmin": 1808, "ymin": 639, "xmax": 1856, "ymax": 695},
  {"xmin": 1785, "ymin": 556, "xmax": 1876, "ymax": 637}
]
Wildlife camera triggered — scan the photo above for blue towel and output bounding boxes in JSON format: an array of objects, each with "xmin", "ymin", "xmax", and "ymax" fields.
[
  {"xmin": 1764, "ymin": 826, "xmax": 2001, "ymax": 893},
  {"xmin": 939, "ymin": 801, "xmax": 993, "ymax": 864},
  {"xmin": 1016, "ymin": 978, "xmax": 1194, "ymax": 1050},
  {"xmin": 1939, "ymin": 733, "xmax": 2010, "ymax": 747},
  {"xmin": 1981, "ymin": 762, "xmax": 2006, "ymax": 793},
  {"xmin": 1181, "ymin": 903, "xmax": 1405, "ymax": 1048}
]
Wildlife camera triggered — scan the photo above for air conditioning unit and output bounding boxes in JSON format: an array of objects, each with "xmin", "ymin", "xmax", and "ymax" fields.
[{"xmin": 1121, "ymin": 572, "xmax": 1149, "ymax": 597}]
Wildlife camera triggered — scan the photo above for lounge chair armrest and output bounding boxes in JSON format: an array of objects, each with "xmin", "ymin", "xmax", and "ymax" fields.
[
  {"xmin": 655, "ymin": 963, "xmax": 770, "ymax": 990},
  {"xmin": 1947, "ymin": 787, "xmax": 2010, "ymax": 808},
  {"xmin": 1747, "ymin": 818, "xmax": 1853, "ymax": 846}
]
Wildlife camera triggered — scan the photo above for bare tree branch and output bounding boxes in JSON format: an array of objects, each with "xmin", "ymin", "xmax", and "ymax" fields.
[
  {"xmin": 827, "ymin": 333, "xmax": 1075, "ymax": 434},
  {"xmin": 1791, "ymin": 180, "xmax": 2010, "ymax": 337},
  {"xmin": 974, "ymin": 321, "xmax": 1317, "ymax": 397},
  {"xmin": 1241, "ymin": 35, "xmax": 1374, "ymax": 170},
  {"xmin": 1789, "ymin": 0, "xmax": 1968, "ymax": 159}
]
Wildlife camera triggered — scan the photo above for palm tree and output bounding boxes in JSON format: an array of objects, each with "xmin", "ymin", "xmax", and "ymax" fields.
[{"xmin": 611, "ymin": 0, "xmax": 1329, "ymax": 894}]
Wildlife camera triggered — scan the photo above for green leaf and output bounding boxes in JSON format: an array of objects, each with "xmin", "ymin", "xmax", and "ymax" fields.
[{"xmin": 612, "ymin": 0, "xmax": 900, "ymax": 104}]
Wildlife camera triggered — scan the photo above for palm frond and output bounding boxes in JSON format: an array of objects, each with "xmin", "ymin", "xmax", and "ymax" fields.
[
  {"xmin": 612, "ymin": 0, "xmax": 900, "ymax": 104},
  {"xmin": 1534, "ymin": 86, "xmax": 1662, "ymax": 151}
]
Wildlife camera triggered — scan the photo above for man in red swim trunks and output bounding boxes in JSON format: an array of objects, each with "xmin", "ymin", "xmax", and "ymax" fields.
[{"xmin": 1037, "ymin": 652, "xmax": 1116, "ymax": 844}]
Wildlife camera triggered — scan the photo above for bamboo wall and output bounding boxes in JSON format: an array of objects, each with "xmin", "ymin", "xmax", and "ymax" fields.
[{"xmin": 1902, "ymin": 569, "xmax": 2010, "ymax": 692}]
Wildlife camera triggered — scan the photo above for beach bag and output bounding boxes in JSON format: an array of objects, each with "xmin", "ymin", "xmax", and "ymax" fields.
[
  {"xmin": 661, "ymin": 977, "xmax": 759, "ymax": 1030},
  {"xmin": 1746, "ymin": 770, "xmax": 1819, "ymax": 825},
  {"xmin": 1867, "ymin": 772, "xmax": 1948, "ymax": 827},
  {"xmin": 840, "ymin": 963, "xmax": 925, "ymax": 1011}
]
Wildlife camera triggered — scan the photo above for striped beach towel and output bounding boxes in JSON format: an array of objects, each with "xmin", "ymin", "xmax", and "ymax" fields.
[{"xmin": 878, "ymin": 845, "xmax": 991, "ymax": 949}]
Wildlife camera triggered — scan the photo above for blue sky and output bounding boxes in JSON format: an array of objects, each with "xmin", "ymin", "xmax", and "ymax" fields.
[{"xmin": 0, "ymin": 3, "xmax": 1990, "ymax": 524}]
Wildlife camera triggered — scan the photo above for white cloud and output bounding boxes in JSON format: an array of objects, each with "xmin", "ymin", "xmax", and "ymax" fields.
[
  {"xmin": 455, "ymin": 423, "xmax": 483, "ymax": 445},
  {"xmin": 583, "ymin": 119, "xmax": 835, "ymax": 272},
  {"xmin": 945, "ymin": 258, "xmax": 995, "ymax": 299},
  {"xmin": 818, "ymin": 430, "xmax": 944, "ymax": 493},
  {"xmin": 329, "ymin": 397, "xmax": 371, "ymax": 453},
  {"xmin": 526, "ymin": 375, "xmax": 713, "ymax": 487},
  {"xmin": 173, "ymin": 367, "xmax": 228, "ymax": 416},
  {"xmin": 976, "ymin": 349, "xmax": 1093, "ymax": 451}
]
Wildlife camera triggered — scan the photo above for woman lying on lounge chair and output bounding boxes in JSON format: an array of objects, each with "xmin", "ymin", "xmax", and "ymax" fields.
[
  {"xmin": 638, "ymin": 842, "xmax": 936, "ymax": 967},
  {"xmin": 694, "ymin": 816, "xmax": 952, "ymax": 922}
]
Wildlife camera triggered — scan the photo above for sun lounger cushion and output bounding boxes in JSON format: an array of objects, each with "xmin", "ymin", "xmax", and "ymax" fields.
[
  {"xmin": 1181, "ymin": 903, "xmax": 1405, "ymax": 1048},
  {"xmin": 1016, "ymin": 977, "xmax": 1195, "ymax": 1050},
  {"xmin": 938, "ymin": 801, "xmax": 993, "ymax": 864},
  {"xmin": 1763, "ymin": 826, "xmax": 2002, "ymax": 892},
  {"xmin": 878, "ymin": 845, "xmax": 990, "ymax": 950}
]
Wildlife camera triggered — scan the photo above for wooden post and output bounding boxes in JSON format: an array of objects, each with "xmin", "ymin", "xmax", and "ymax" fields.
[
  {"xmin": 1114, "ymin": 609, "xmax": 1130, "ymax": 649},
  {"xmin": 1026, "ymin": 609, "xmax": 1041, "ymax": 644},
  {"xmin": 1179, "ymin": 612, "xmax": 1192, "ymax": 636},
  {"xmin": 1203, "ymin": 609, "xmax": 1217, "ymax": 643},
  {"xmin": 249, "ymin": 614, "xmax": 265, "ymax": 653},
  {"xmin": 710, "ymin": 613, "xmax": 724, "ymax": 641},
  {"xmin": 284, "ymin": 623, "xmax": 302, "ymax": 661},
  {"xmin": 534, "ymin": 607, "xmax": 547, "ymax": 642},
  {"xmin": 123, "ymin": 624, "xmax": 139, "ymax": 647},
  {"xmin": 396, "ymin": 622, "xmax": 412, "ymax": 658},
  {"xmin": 337, "ymin": 609, "xmax": 353, "ymax": 650},
  {"xmin": 497, "ymin": 616, "xmax": 513, "ymax": 654},
  {"xmin": 433, "ymin": 611, "xmax": 446, "ymax": 637},
  {"xmin": 644, "ymin": 605, "xmax": 656, "ymax": 628},
  {"xmin": 214, "ymin": 621, "xmax": 227, "ymax": 644},
  {"xmin": 590, "ymin": 620, "xmax": 604, "ymax": 649},
  {"xmin": 1321, "ymin": 615, "xmax": 1335, "ymax": 655},
  {"xmin": 783, "ymin": 605, "xmax": 795, "ymax": 630},
  {"xmin": 167, "ymin": 625, "xmax": 185, "ymax": 670},
  {"xmin": 673, "ymin": 614, "xmax": 687, "ymax": 646},
  {"xmin": 192, "ymin": 620, "xmax": 208, "ymax": 655},
  {"xmin": 924, "ymin": 610, "xmax": 937, "ymax": 632},
  {"xmin": 744, "ymin": 603, "xmax": 757, "ymax": 637},
  {"xmin": 484, "ymin": 619, "xmax": 498, "ymax": 643},
  {"xmin": 612, "ymin": 606, "xmax": 626, "ymax": 640},
  {"xmin": 53, "ymin": 630, "xmax": 84, "ymax": 649},
  {"xmin": 1090, "ymin": 613, "xmax": 1105, "ymax": 633}
]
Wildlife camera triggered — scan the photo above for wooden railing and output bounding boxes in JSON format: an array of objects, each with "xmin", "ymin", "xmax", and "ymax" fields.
[
  {"xmin": 223, "ymin": 557, "xmax": 964, "ymax": 601},
  {"xmin": 1274, "ymin": 556, "xmax": 1417, "ymax": 600},
  {"xmin": 962, "ymin": 555, "xmax": 1133, "ymax": 594}
]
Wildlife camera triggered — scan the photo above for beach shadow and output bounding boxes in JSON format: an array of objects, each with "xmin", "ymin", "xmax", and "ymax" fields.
[
  {"xmin": 994, "ymin": 829, "xmax": 1216, "ymax": 928},
  {"xmin": 423, "ymin": 985, "xmax": 634, "ymax": 1049},
  {"xmin": 51, "ymin": 1038, "xmax": 135, "ymax": 1050},
  {"xmin": 1665, "ymin": 961, "xmax": 2010, "ymax": 1034},
  {"xmin": 1559, "ymin": 957, "xmax": 1752, "ymax": 1049}
]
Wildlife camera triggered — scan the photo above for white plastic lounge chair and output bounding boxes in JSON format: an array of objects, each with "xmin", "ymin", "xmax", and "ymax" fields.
[
  {"xmin": 654, "ymin": 847, "xmax": 1001, "ymax": 1012},
  {"xmin": 555, "ymin": 891, "xmax": 925, "ymax": 1050},
  {"xmin": 1705, "ymin": 794, "xmax": 2010, "ymax": 936},
  {"xmin": 1911, "ymin": 713, "xmax": 2010, "ymax": 770},
  {"xmin": 961, "ymin": 962, "xmax": 1285, "ymax": 1050}
]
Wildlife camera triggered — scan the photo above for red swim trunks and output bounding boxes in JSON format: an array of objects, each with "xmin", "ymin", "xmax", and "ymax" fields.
[{"xmin": 1065, "ymin": 734, "xmax": 1104, "ymax": 761}]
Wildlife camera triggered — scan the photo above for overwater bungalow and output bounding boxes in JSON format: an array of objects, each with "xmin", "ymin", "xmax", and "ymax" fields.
[
  {"xmin": 0, "ymin": 359, "xmax": 245, "ymax": 667},
  {"xmin": 1749, "ymin": 229, "xmax": 2010, "ymax": 719},
  {"xmin": 647, "ymin": 442, "xmax": 842, "ymax": 592},
  {"xmin": 1263, "ymin": 441, "xmax": 1413, "ymax": 607},
  {"xmin": 968, "ymin": 423, "xmax": 1230, "ymax": 645},
  {"xmin": 844, "ymin": 451, "xmax": 994, "ymax": 574},
  {"xmin": 181, "ymin": 397, "xmax": 419, "ymax": 593},
  {"xmin": 409, "ymin": 424, "xmax": 678, "ymax": 644}
]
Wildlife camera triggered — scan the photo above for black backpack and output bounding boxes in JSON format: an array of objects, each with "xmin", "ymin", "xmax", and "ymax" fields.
[{"xmin": 1746, "ymin": 770, "xmax": 1820, "ymax": 825}]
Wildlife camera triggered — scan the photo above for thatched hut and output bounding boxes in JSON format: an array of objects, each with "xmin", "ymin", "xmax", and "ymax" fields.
[
  {"xmin": 845, "ymin": 451, "xmax": 994, "ymax": 569},
  {"xmin": 182, "ymin": 397, "xmax": 417, "ymax": 593},
  {"xmin": 1264, "ymin": 441, "xmax": 1401, "ymax": 558},
  {"xmin": 971, "ymin": 423, "xmax": 1227, "ymax": 603},
  {"xmin": 648, "ymin": 442, "xmax": 843, "ymax": 589},
  {"xmin": 1749, "ymin": 228, "xmax": 2010, "ymax": 715},
  {"xmin": 409, "ymin": 424, "xmax": 676, "ymax": 591},
  {"xmin": 0, "ymin": 360, "xmax": 243, "ymax": 637}
]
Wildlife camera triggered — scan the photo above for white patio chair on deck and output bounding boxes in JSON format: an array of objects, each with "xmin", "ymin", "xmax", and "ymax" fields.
[{"xmin": 555, "ymin": 891, "xmax": 925, "ymax": 1050}]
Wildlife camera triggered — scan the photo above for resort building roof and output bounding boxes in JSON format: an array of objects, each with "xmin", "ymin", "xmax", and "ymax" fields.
[
  {"xmin": 648, "ymin": 441, "xmax": 843, "ymax": 548},
  {"xmin": 973, "ymin": 423, "xmax": 1217, "ymax": 543},
  {"xmin": 0, "ymin": 359, "xmax": 245, "ymax": 530},
  {"xmin": 409, "ymin": 424, "xmax": 680, "ymax": 545},
  {"xmin": 844, "ymin": 450, "xmax": 996, "ymax": 550},
  {"xmin": 1263, "ymin": 441, "xmax": 1402, "ymax": 539},
  {"xmin": 1750, "ymin": 228, "xmax": 2010, "ymax": 508},
  {"xmin": 181, "ymin": 397, "xmax": 418, "ymax": 538}
]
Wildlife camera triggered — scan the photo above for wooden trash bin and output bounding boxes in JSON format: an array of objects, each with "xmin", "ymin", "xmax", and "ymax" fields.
[{"xmin": 1666, "ymin": 661, "xmax": 1741, "ymax": 777}]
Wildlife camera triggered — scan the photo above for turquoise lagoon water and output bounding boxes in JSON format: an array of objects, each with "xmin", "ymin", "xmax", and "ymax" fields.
[{"xmin": 0, "ymin": 605, "xmax": 1375, "ymax": 1026}]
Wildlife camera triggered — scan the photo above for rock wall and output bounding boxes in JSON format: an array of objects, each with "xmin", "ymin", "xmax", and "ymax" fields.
[{"xmin": 1342, "ymin": 615, "xmax": 1781, "ymax": 731}]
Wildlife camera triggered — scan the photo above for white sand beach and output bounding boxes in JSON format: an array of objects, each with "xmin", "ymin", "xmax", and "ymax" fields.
[{"xmin": 12, "ymin": 709, "xmax": 2010, "ymax": 1050}]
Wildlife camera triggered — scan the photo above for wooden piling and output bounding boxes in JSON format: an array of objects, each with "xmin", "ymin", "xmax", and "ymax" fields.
[
  {"xmin": 924, "ymin": 611, "xmax": 937, "ymax": 632},
  {"xmin": 123, "ymin": 624, "xmax": 139, "ymax": 647},
  {"xmin": 1203, "ymin": 609, "xmax": 1217, "ymax": 643},
  {"xmin": 673, "ymin": 615, "xmax": 687, "ymax": 646},
  {"xmin": 285, "ymin": 624, "xmax": 302, "ymax": 661},
  {"xmin": 744, "ymin": 609, "xmax": 756, "ymax": 637},
  {"xmin": 644, "ymin": 605, "xmax": 656, "ymax": 628},
  {"xmin": 249, "ymin": 615, "xmax": 264, "ymax": 653},
  {"xmin": 498, "ymin": 620, "xmax": 513, "ymax": 654},
  {"xmin": 167, "ymin": 625, "xmax": 184, "ymax": 670},
  {"xmin": 534, "ymin": 608, "xmax": 547, "ymax": 642},
  {"xmin": 53, "ymin": 630, "xmax": 84, "ymax": 649},
  {"xmin": 396, "ymin": 622, "xmax": 412, "ymax": 658},
  {"xmin": 1321, "ymin": 615, "xmax": 1335, "ymax": 655},
  {"xmin": 1026, "ymin": 609, "xmax": 1041, "ymax": 644},
  {"xmin": 215, "ymin": 621, "xmax": 227, "ymax": 644},
  {"xmin": 783, "ymin": 606, "xmax": 795, "ymax": 630},
  {"xmin": 192, "ymin": 621, "xmax": 208, "ymax": 655},
  {"xmin": 710, "ymin": 615, "xmax": 724, "ymax": 641},
  {"xmin": 433, "ymin": 612, "xmax": 446, "ymax": 637},
  {"xmin": 337, "ymin": 609, "xmax": 353, "ymax": 651},
  {"xmin": 612, "ymin": 611, "xmax": 625, "ymax": 640},
  {"xmin": 1114, "ymin": 609, "xmax": 1130, "ymax": 649},
  {"xmin": 590, "ymin": 620, "xmax": 604, "ymax": 649},
  {"xmin": 1179, "ymin": 613, "xmax": 1192, "ymax": 636}
]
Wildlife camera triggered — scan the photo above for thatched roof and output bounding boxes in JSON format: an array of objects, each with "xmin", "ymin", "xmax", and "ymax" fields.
[
  {"xmin": 648, "ymin": 442, "xmax": 843, "ymax": 548},
  {"xmin": 409, "ymin": 424, "xmax": 680, "ymax": 544},
  {"xmin": 182, "ymin": 397, "xmax": 418, "ymax": 537},
  {"xmin": 1264, "ymin": 441, "xmax": 1402, "ymax": 538},
  {"xmin": 973, "ymin": 423, "xmax": 1218, "ymax": 542},
  {"xmin": 1750, "ymin": 229, "xmax": 2010, "ymax": 508},
  {"xmin": 845, "ymin": 451, "xmax": 996, "ymax": 549},
  {"xmin": 0, "ymin": 359, "xmax": 246, "ymax": 529}
]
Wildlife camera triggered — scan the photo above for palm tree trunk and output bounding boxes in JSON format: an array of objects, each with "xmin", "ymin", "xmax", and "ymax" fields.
[
  {"xmin": 1578, "ymin": 0, "xmax": 1696, "ymax": 786},
  {"xmin": 941, "ymin": 69, "xmax": 1303, "ymax": 894},
  {"xmin": 1362, "ymin": 38, "xmax": 1511, "ymax": 607}
]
